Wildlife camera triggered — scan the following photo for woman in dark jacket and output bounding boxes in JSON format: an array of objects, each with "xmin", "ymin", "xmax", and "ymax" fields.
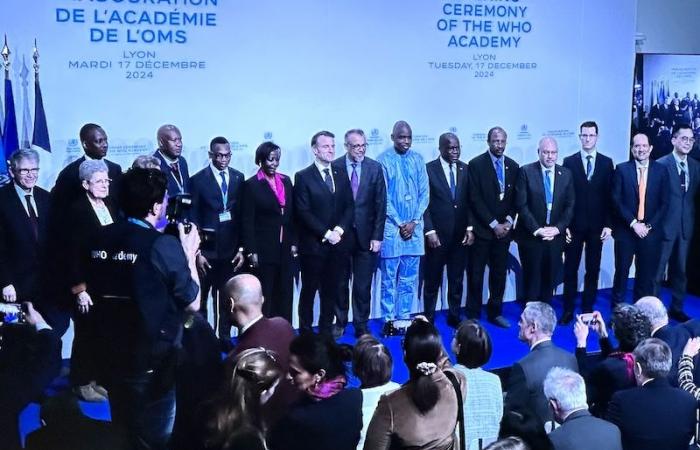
[
  {"xmin": 268, "ymin": 333, "xmax": 362, "ymax": 450},
  {"xmin": 241, "ymin": 142, "xmax": 296, "ymax": 321}
]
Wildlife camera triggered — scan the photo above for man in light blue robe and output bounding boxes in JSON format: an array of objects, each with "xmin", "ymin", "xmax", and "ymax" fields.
[{"xmin": 377, "ymin": 121, "xmax": 429, "ymax": 331}]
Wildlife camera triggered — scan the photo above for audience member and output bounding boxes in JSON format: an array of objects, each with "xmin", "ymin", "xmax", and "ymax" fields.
[
  {"xmin": 505, "ymin": 302, "xmax": 578, "ymax": 423},
  {"xmin": 573, "ymin": 307, "xmax": 650, "ymax": 416},
  {"xmin": 24, "ymin": 391, "xmax": 130, "ymax": 450},
  {"xmin": 606, "ymin": 338, "xmax": 696, "ymax": 450},
  {"xmin": 452, "ymin": 319, "xmax": 503, "ymax": 449},
  {"xmin": 543, "ymin": 367, "xmax": 622, "ymax": 450},
  {"xmin": 635, "ymin": 296, "xmax": 690, "ymax": 385},
  {"xmin": 268, "ymin": 333, "xmax": 362, "ymax": 450},
  {"xmin": 203, "ymin": 347, "xmax": 282, "ymax": 450},
  {"xmin": 484, "ymin": 437, "xmax": 530, "ymax": 450},
  {"xmin": 241, "ymin": 141, "xmax": 296, "ymax": 322},
  {"xmin": 364, "ymin": 319, "xmax": 466, "ymax": 449},
  {"xmin": 498, "ymin": 409, "xmax": 553, "ymax": 450},
  {"xmin": 352, "ymin": 334, "xmax": 399, "ymax": 450},
  {"xmin": 132, "ymin": 154, "xmax": 162, "ymax": 170},
  {"xmin": 677, "ymin": 336, "xmax": 700, "ymax": 399}
]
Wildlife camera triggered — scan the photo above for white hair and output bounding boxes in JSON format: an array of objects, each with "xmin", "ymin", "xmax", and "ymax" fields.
[
  {"xmin": 634, "ymin": 296, "xmax": 667, "ymax": 328},
  {"xmin": 522, "ymin": 301, "xmax": 556, "ymax": 336},
  {"xmin": 543, "ymin": 367, "xmax": 587, "ymax": 413}
]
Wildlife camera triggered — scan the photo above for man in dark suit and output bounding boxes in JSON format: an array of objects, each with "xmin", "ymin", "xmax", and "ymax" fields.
[
  {"xmin": 505, "ymin": 302, "xmax": 578, "ymax": 423},
  {"xmin": 515, "ymin": 137, "xmax": 575, "ymax": 304},
  {"xmin": 423, "ymin": 132, "xmax": 473, "ymax": 327},
  {"xmin": 611, "ymin": 133, "xmax": 669, "ymax": 307},
  {"xmin": 294, "ymin": 131, "xmax": 354, "ymax": 337},
  {"xmin": 468, "ymin": 127, "xmax": 518, "ymax": 328},
  {"xmin": 560, "ymin": 121, "xmax": 615, "ymax": 325},
  {"xmin": 654, "ymin": 124, "xmax": 700, "ymax": 322},
  {"xmin": 190, "ymin": 136, "xmax": 245, "ymax": 349},
  {"xmin": 606, "ymin": 338, "xmax": 696, "ymax": 450},
  {"xmin": 46, "ymin": 123, "xmax": 122, "ymax": 335},
  {"xmin": 331, "ymin": 129, "xmax": 386, "ymax": 338},
  {"xmin": 544, "ymin": 367, "xmax": 622, "ymax": 450},
  {"xmin": 226, "ymin": 274, "xmax": 298, "ymax": 424},
  {"xmin": 153, "ymin": 124, "xmax": 190, "ymax": 198},
  {"xmin": 635, "ymin": 296, "xmax": 690, "ymax": 386},
  {"xmin": 0, "ymin": 149, "xmax": 50, "ymax": 305}
]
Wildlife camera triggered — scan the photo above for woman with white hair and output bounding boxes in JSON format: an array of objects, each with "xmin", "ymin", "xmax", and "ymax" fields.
[{"xmin": 67, "ymin": 159, "xmax": 120, "ymax": 402}]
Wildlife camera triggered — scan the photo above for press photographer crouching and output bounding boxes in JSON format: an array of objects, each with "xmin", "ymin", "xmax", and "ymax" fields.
[
  {"xmin": 0, "ymin": 302, "xmax": 61, "ymax": 450},
  {"xmin": 84, "ymin": 167, "xmax": 201, "ymax": 450}
]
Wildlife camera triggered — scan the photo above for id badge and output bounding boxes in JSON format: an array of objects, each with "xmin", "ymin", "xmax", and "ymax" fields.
[{"xmin": 219, "ymin": 211, "xmax": 232, "ymax": 222}]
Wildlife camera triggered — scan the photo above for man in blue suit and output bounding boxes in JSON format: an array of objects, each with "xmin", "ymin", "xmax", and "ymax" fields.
[
  {"xmin": 655, "ymin": 124, "xmax": 700, "ymax": 322},
  {"xmin": 611, "ymin": 133, "xmax": 669, "ymax": 307},
  {"xmin": 153, "ymin": 124, "xmax": 190, "ymax": 198}
]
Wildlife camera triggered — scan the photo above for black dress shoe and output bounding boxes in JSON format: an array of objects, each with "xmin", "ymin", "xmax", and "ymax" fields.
[
  {"xmin": 558, "ymin": 311, "xmax": 574, "ymax": 326},
  {"xmin": 488, "ymin": 315, "xmax": 511, "ymax": 328},
  {"xmin": 669, "ymin": 309, "xmax": 691, "ymax": 323}
]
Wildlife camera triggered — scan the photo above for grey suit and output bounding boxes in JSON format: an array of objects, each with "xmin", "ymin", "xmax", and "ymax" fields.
[
  {"xmin": 655, "ymin": 153, "xmax": 700, "ymax": 313},
  {"xmin": 505, "ymin": 340, "xmax": 579, "ymax": 423},
  {"xmin": 548, "ymin": 409, "xmax": 622, "ymax": 450}
]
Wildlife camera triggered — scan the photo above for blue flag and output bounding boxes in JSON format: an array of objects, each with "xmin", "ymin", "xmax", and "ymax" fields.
[
  {"xmin": 31, "ymin": 77, "xmax": 50, "ymax": 152},
  {"xmin": 3, "ymin": 78, "xmax": 19, "ymax": 163}
]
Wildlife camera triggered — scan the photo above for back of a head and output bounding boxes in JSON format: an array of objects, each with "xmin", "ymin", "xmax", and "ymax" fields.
[
  {"xmin": 499, "ymin": 409, "xmax": 554, "ymax": 450},
  {"xmin": 634, "ymin": 296, "xmax": 668, "ymax": 330},
  {"xmin": 612, "ymin": 304, "xmax": 651, "ymax": 352},
  {"xmin": 543, "ymin": 367, "xmax": 587, "ymax": 414},
  {"xmin": 404, "ymin": 320, "xmax": 443, "ymax": 414},
  {"xmin": 290, "ymin": 332, "xmax": 349, "ymax": 380},
  {"xmin": 119, "ymin": 167, "xmax": 167, "ymax": 218},
  {"xmin": 484, "ymin": 437, "xmax": 531, "ymax": 450},
  {"xmin": 634, "ymin": 338, "xmax": 672, "ymax": 379},
  {"xmin": 352, "ymin": 335, "xmax": 393, "ymax": 389},
  {"xmin": 455, "ymin": 319, "xmax": 493, "ymax": 369},
  {"xmin": 522, "ymin": 302, "xmax": 556, "ymax": 337},
  {"xmin": 225, "ymin": 274, "xmax": 263, "ymax": 315}
]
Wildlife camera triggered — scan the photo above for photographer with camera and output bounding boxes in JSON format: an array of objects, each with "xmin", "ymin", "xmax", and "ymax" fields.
[
  {"xmin": 0, "ymin": 302, "xmax": 61, "ymax": 450},
  {"xmin": 85, "ymin": 167, "xmax": 201, "ymax": 450}
]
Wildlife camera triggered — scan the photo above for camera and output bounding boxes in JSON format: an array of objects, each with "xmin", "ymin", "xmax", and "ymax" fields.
[
  {"xmin": 165, "ymin": 193, "xmax": 193, "ymax": 234},
  {"xmin": 579, "ymin": 313, "xmax": 598, "ymax": 326},
  {"xmin": 0, "ymin": 303, "xmax": 27, "ymax": 324}
]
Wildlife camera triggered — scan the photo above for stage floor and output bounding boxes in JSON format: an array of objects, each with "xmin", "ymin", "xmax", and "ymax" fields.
[{"xmin": 18, "ymin": 285, "xmax": 698, "ymax": 444}]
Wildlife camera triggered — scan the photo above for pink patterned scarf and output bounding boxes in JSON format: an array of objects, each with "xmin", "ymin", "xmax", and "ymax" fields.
[
  {"xmin": 611, "ymin": 351, "xmax": 635, "ymax": 381},
  {"xmin": 257, "ymin": 169, "xmax": 286, "ymax": 207},
  {"xmin": 306, "ymin": 375, "xmax": 347, "ymax": 401}
]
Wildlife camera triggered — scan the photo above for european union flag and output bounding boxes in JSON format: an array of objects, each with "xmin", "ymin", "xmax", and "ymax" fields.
[
  {"xmin": 3, "ymin": 78, "xmax": 19, "ymax": 163},
  {"xmin": 31, "ymin": 76, "xmax": 50, "ymax": 152}
]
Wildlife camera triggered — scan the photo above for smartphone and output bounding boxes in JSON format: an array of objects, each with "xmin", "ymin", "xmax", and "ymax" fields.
[{"xmin": 580, "ymin": 313, "xmax": 597, "ymax": 325}]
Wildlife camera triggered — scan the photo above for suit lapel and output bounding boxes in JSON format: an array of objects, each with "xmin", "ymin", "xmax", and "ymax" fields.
[
  {"xmin": 552, "ymin": 165, "xmax": 564, "ymax": 204},
  {"xmin": 456, "ymin": 162, "xmax": 466, "ymax": 199},
  {"xmin": 432, "ymin": 158, "xmax": 452, "ymax": 197},
  {"xmin": 206, "ymin": 168, "xmax": 225, "ymax": 206},
  {"xmin": 312, "ymin": 165, "xmax": 333, "ymax": 196}
]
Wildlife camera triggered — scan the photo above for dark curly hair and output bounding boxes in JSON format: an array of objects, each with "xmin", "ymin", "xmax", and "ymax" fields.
[{"xmin": 612, "ymin": 304, "xmax": 651, "ymax": 352}]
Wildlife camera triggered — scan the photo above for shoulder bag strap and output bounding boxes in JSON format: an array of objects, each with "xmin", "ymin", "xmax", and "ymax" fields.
[{"xmin": 445, "ymin": 370, "xmax": 466, "ymax": 450}]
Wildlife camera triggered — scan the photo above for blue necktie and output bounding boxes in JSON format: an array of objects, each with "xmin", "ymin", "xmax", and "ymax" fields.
[
  {"xmin": 323, "ymin": 168, "xmax": 334, "ymax": 193},
  {"xmin": 449, "ymin": 163, "xmax": 456, "ymax": 200},
  {"xmin": 495, "ymin": 158, "xmax": 505, "ymax": 192},
  {"xmin": 544, "ymin": 170, "xmax": 553, "ymax": 224},
  {"xmin": 219, "ymin": 170, "xmax": 228, "ymax": 205},
  {"xmin": 586, "ymin": 155, "xmax": 593, "ymax": 180},
  {"xmin": 680, "ymin": 161, "xmax": 687, "ymax": 193}
]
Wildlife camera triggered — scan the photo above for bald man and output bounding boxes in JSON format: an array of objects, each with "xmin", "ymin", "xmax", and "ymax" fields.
[
  {"xmin": 515, "ymin": 137, "xmax": 575, "ymax": 304},
  {"xmin": 153, "ymin": 124, "xmax": 190, "ymax": 197}
]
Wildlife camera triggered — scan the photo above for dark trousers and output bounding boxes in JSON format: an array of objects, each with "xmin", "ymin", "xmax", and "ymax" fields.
[
  {"xmin": 70, "ymin": 307, "xmax": 101, "ymax": 386},
  {"xmin": 299, "ymin": 250, "xmax": 348, "ymax": 335},
  {"xmin": 256, "ymin": 261, "xmax": 294, "ymax": 322},
  {"xmin": 336, "ymin": 244, "xmax": 378, "ymax": 330},
  {"xmin": 611, "ymin": 235, "xmax": 662, "ymax": 307},
  {"xmin": 199, "ymin": 257, "xmax": 235, "ymax": 341},
  {"xmin": 563, "ymin": 229, "xmax": 604, "ymax": 313},
  {"xmin": 422, "ymin": 240, "xmax": 467, "ymax": 322},
  {"xmin": 656, "ymin": 235, "xmax": 691, "ymax": 313},
  {"xmin": 518, "ymin": 236, "xmax": 564, "ymax": 303},
  {"xmin": 467, "ymin": 237, "xmax": 510, "ymax": 319}
]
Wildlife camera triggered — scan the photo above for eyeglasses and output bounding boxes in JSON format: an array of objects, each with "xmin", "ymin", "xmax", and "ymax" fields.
[
  {"xmin": 678, "ymin": 136, "xmax": 696, "ymax": 144},
  {"xmin": 213, "ymin": 153, "xmax": 232, "ymax": 160},
  {"xmin": 16, "ymin": 168, "xmax": 39, "ymax": 176},
  {"xmin": 346, "ymin": 143, "xmax": 368, "ymax": 151}
]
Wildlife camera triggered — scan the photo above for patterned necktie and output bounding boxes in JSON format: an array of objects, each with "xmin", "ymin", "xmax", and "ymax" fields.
[
  {"xmin": 495, "ymin": 158, "xmax": 505, "ymax": 192},
  {"xmin": 25, "ymin": 194, "xmax": 38, "ymax": 240},
  {"xmin": 323, "ymin": 168, "xmax": 334, "ymax": 193},
  {"xmin": 638, "ymin": 167, "xmax": 647, "ymax": 221},
  {"xmin": 220, "ymin": 170, "xmax": 228, "ymax": 204},
  {"xmin": 171, "ymin": 161, "xmax": 182, "ymax": 184},
  {"xmin": 680, "ymin": 161, "xmax": 687, "ymax": 193},
  {"xmin": 350, "ymin": 163, "xmax": 359, "ymax": 199},
  {"xmin": 449, "ymin": 163, "xmax": 456, "ymax": 200},
  {"xmin": 586, "ymin": 155, "xmax": 593, "ymax": 180},
  {"xmin": 544, "ymin": 170, "xmax": 553, "ymax": 224}
]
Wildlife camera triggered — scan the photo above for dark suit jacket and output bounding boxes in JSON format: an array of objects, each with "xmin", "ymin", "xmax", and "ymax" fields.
[
  {"xmin": 190, "ymin": 166, "xmax": 245, "ymax": 260},
  {"xmin": 468, "ymin": 151, "xmax": 519, "ymax": 240},
  {"xmin": 606, "ymin": 377, "xmax": 697, "ymax": 450},
  {"xmin": 50, "ymin": 156, "xmax": 122, "ymax": 216},
  {"xmin": 548, "ymin": 409, "xmax": 622, "ymax": 450},
  {"xmin": 505, "ymin": 340, "xmax": 579, "ymax": 423},
  {"xmin": 268, "ymin": 388, "xmax": 362, "ymax": 450},
  {"xmin": 653, "ymin": 323, "xmax": 691, "ymax": 386},
  {"xmin": 0, "ymin": 184, "xmax": 50, "ymax": 301},
  {"xmin": 294, "ymin": 163, "xmax": 354, "ymax": 256},
  {"xmin": 423, "ymin": 158, "xmax": 471, "ymax": 245},
  {"xmin": 331, "ymin": 156, "xmax": 386, "ymax": 250},
  {"xmin": 657, "ymin": 153, "xmax": 700, "ymax": 240},
  {"xmin": 611, "ymin": 160, "xmax": 669, "ymax": 240},
  {"xmin": 562, "ymin": 152, "xmax": 614, "ymax": 233},
  {"xmin": 153, "ymin": 151, "xmax": 190, "ymax": 197},
  {"xmin": 241, "ymin": 174, "xmax": 295, "ymax": 265},
  {"xmin": 515, "ymin": 162, "xmax": 575, "ymax": 240}
]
